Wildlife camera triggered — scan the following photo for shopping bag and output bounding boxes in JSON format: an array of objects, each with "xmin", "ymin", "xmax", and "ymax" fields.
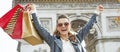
[
  {"xmin": 0, "ymin": 4, "xmax": 24, "ymax": 39},
  {"xmin": 0, "ymin": 4, "xmax": 43, "ymax": 46},
  {"xmin": 22, "ymin": 11, "xmax": 43, "ymax": 46}
]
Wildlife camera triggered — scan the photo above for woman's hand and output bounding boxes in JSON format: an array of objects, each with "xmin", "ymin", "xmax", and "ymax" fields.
[
  {"xmin": 25, "ymin": 3, "xmax": 36, "ymax": 14},
  {"xmin": 97, "ymin": 5, "xmax": 104, "ymax": 12},
  {"xmin": 95, "ymin": 5, "xmax": 104, "ymax": 15}
]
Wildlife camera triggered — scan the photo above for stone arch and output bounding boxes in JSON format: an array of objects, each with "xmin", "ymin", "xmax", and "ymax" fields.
[
  {"xmin": 69, "ymin": 14, "xmax": 102, "ymax": 35},
  {"xmin": 69, "ymin": 14, "xmax": 101, "ymax": 52},
  {"xmin": 69, "ymin": 15, "xmax": 98, "ymax": 33},
  {"xmin": 69, "ymin": 15, "xmax": 88, "ymax": 32}
]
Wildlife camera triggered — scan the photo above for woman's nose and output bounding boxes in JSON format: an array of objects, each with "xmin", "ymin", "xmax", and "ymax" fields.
[{"xmin": 61, "ymin": 24, "xmax": 65, "ymax": 27}]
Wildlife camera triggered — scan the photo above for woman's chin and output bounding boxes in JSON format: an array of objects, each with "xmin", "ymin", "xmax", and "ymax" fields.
[{"xmin": 60, "ymin": 32, "xmax": 68, "ymax": 35}]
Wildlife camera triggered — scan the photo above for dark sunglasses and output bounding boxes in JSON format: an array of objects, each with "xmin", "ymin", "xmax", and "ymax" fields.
[{"xmin": 57, "ymin": 22, "xmax": 69, "ymax": 27}]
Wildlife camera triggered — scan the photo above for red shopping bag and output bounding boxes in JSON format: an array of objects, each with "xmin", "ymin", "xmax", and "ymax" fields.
[
  {"xmin": 0, "ymin": 4, "xmax": 24, "ymax": 39},
  {"xmin": 0, "ymin": 4, "xmax": 43, "ymax": 45}
]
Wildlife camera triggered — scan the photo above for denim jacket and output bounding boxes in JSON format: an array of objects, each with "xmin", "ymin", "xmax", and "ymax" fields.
[{"xmin": 32, "ymin": 13, "xmax": 97, "ymax": 52}]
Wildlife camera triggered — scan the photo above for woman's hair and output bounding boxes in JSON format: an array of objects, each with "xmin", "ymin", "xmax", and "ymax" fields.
[
  {"xmin": 53, "ymin": 14, "xmax": 77, "ymax": 42},
  {"xmin": 56, "ymin": 14, "xmax": 69, "ymax": 23}
]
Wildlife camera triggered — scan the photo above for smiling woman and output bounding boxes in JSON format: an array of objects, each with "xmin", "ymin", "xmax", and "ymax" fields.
[
  {"xmin": 0, "ymin": 0, "xmax": 18, "ymax": 52},
  {"xmin": 25, "ymin": 3, "xmax": 103, "ymax": 52}
]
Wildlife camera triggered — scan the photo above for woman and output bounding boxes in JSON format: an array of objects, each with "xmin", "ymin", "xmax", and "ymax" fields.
[{"xmin": 26, "ymin": 4, "xmax": 103, "ymax": 52}]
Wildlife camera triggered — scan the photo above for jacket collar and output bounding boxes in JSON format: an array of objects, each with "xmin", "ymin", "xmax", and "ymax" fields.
[{"xmin": 54, "ymin": 36, "xmax": 63, "ymax": 49}]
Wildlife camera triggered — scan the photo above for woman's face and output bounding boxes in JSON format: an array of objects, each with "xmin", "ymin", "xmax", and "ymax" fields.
[{"xmin": 57, "ymin": 18, "xmax": 71, "ymax": 35}]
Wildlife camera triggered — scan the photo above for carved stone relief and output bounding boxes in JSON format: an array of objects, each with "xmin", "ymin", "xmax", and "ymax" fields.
[
  {"xmin": 114, "ymin": 16, "xmax": 120, "ymax": 26},
  {"xmin": 34, "ymin": 3, "xmax": 120, "ymax": 10},
  {"xmin": 106, "ymin": 16, "xmax": 120, "ymax": 31},
  {"xmin": 39, "ymin": 18, "xmax": 52, "ymax": 33}
]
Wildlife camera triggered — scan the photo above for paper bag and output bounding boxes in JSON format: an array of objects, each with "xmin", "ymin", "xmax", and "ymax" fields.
[{"xmin": 22, "ymin": 11, "xmax": 43, "ymax": 45}]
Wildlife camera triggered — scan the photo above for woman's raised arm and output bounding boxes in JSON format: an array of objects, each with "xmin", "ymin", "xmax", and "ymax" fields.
[
  {"xmin": 76, "ymin": 5, "xmax": 104, "ymax": 42},
  {"xmin": 25, "ymin": 3, "xmax": 54, "ymax": 46}
]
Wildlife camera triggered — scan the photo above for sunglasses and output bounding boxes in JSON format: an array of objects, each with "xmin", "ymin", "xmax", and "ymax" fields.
[{"xmin": 57, "ymin": 22, "xmax": 69, "ymax": 27}]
